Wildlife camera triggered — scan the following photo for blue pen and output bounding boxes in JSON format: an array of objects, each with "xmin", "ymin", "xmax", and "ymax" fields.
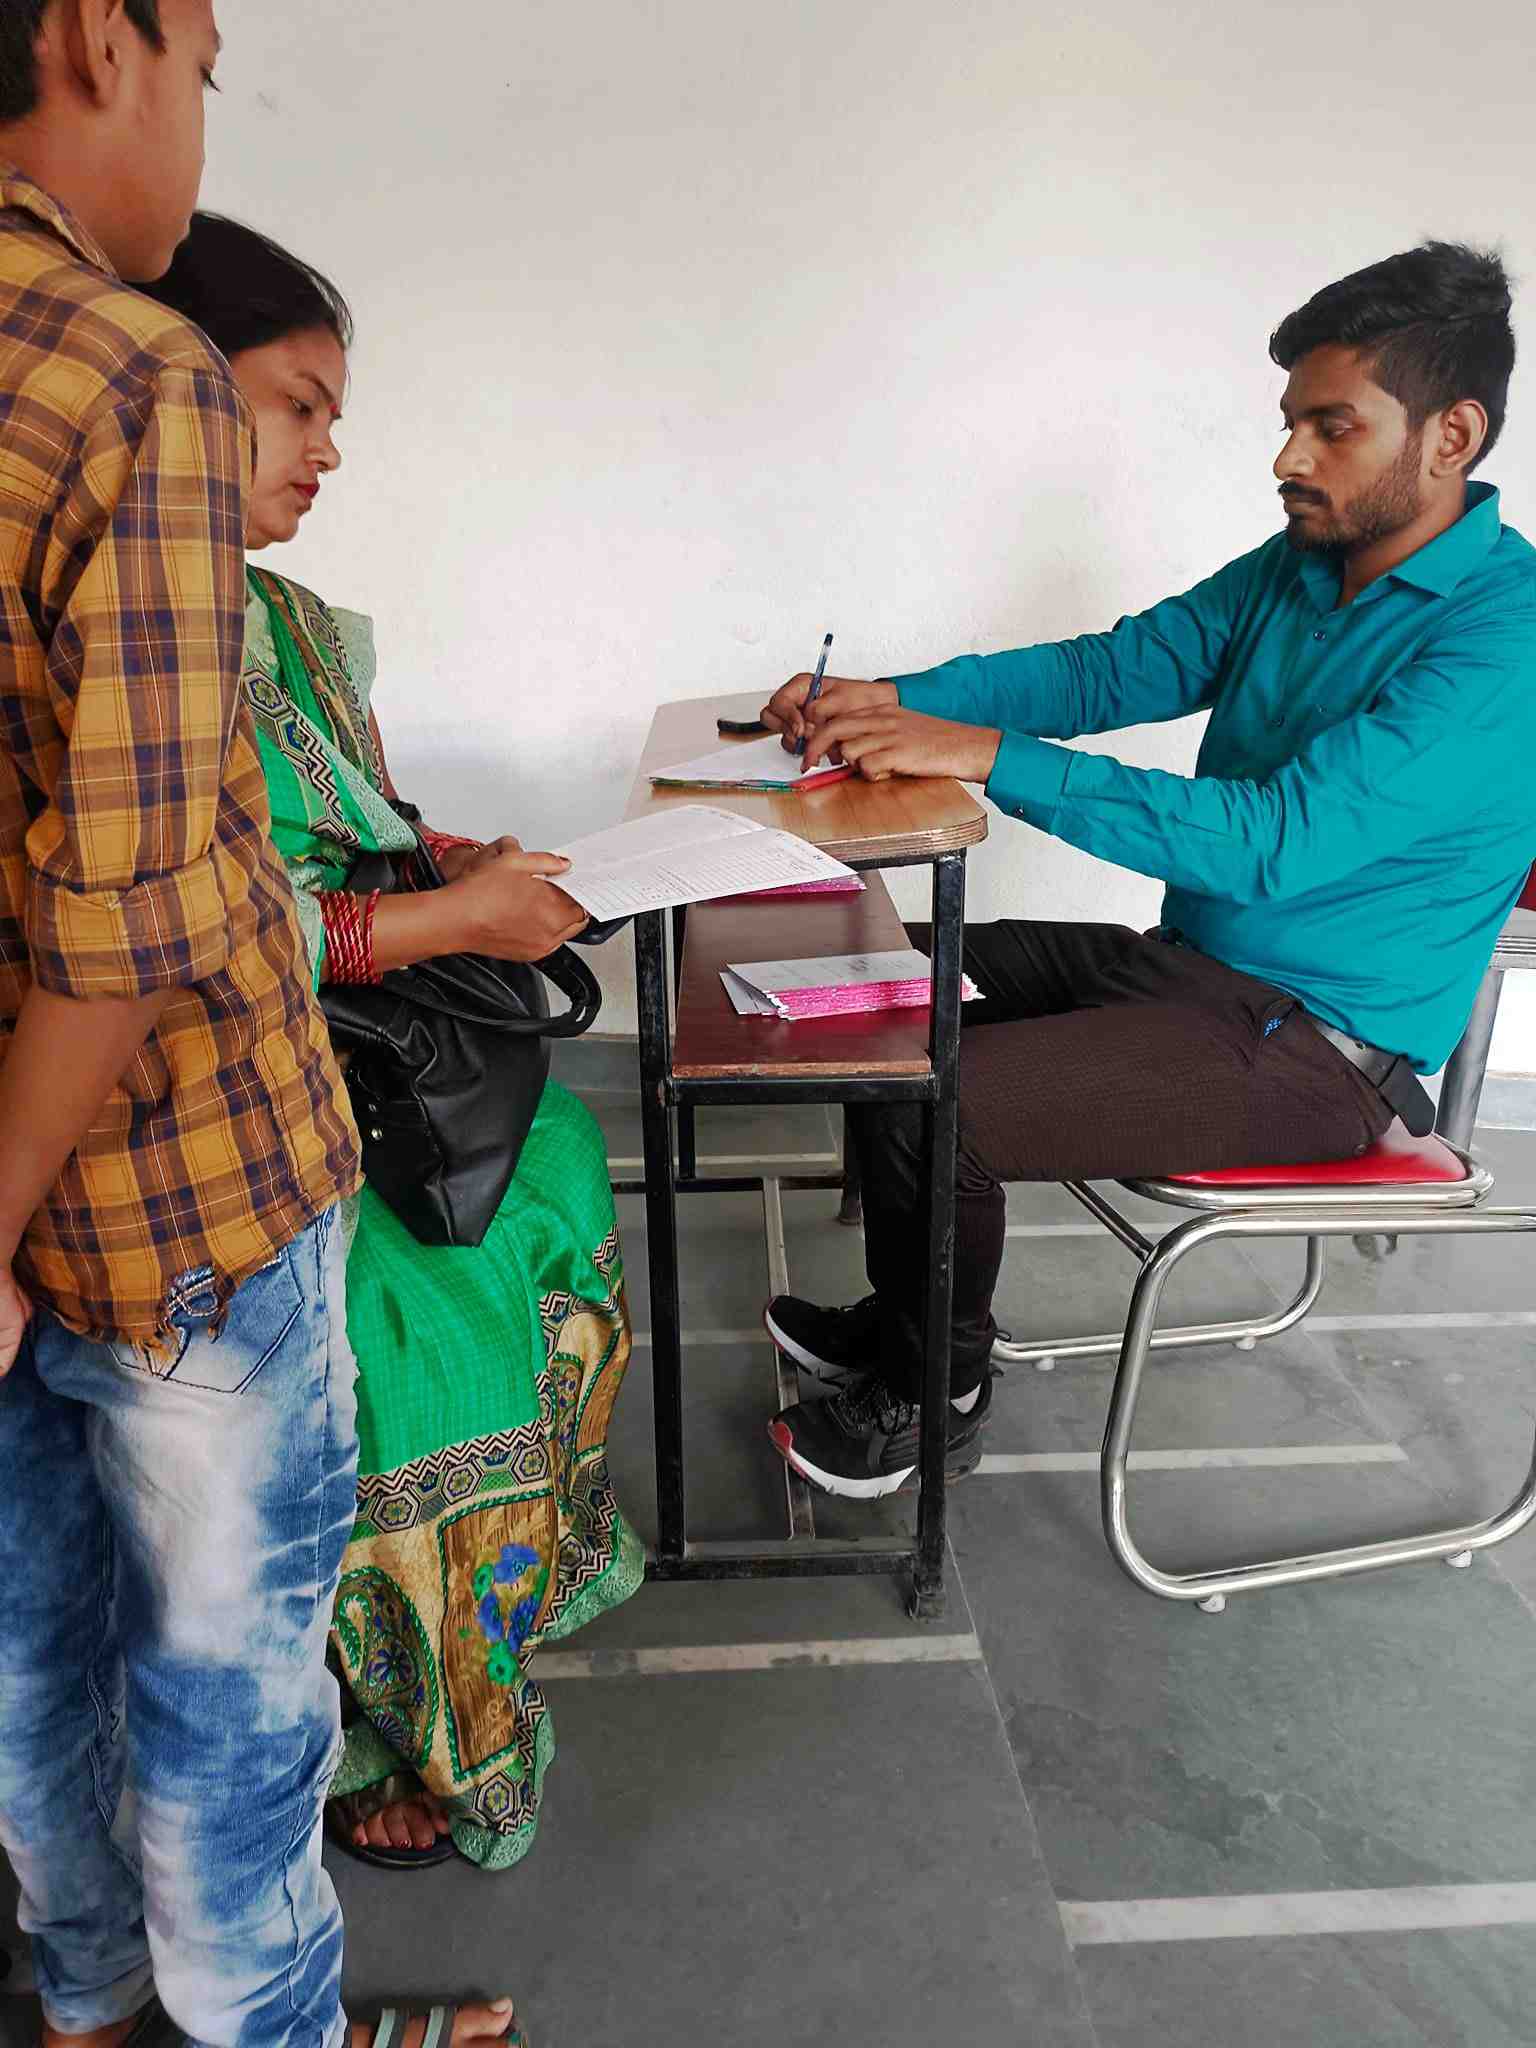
[{"xmin": 796, "ymin": 632, "xmax": 834, "ymax": 769}]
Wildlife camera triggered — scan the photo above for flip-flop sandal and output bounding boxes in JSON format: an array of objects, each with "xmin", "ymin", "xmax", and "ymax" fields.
[
  {"xmin": 325, "ymin": 1797, "xmax": 458, "ymax": 1871},
  {"xmin": 373, "ymin": 2008, "xmax": 529, "ymax": 2048}
]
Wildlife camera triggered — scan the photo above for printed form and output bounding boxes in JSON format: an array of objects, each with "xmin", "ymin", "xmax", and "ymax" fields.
[{"xmin": 553, "ymin": 805, "xmax": 855, "ymax": 920}]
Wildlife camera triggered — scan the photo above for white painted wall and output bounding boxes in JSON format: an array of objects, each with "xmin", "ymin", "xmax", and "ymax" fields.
[{"xmin": 204, "ymin": 0, "xmax": 1536, "ymax": 1070}]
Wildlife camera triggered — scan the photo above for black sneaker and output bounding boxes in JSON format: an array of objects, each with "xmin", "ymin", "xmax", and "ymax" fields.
[
  {"xmin": 763, "ymin": 1293, "xmax": 880, "ymax": 1385},
  {"xmin": 767, "ymin": 1369, "xmax": 992, "ymax": 1500}
]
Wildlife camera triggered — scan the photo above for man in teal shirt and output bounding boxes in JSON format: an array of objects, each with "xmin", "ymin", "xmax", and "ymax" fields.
[{"xmin": 757, "ymin": 240, "xmax": 1536, "ymax": 1504}]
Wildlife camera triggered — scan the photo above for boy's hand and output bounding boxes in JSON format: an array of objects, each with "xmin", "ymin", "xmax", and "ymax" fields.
[
  {"xmin": 0, "ymin": 1265, "xmax": 32, "ymax": 1379},
  {"xmin": 760, "ymin": 675, "xmax": 898, "ymax": 752}
]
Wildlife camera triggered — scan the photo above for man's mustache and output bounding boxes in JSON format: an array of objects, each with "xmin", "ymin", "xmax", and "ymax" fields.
[{"xmin": 1279, "ymin": 485, "xmax": 1329, "ymax": 507}]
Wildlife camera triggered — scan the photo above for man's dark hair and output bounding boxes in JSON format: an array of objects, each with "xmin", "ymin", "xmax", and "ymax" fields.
[
  {"xmin": 143, "ymin": 213, "xmax": 355, "ymax": 358},
  {"xmin": 0, "ymin": 0, "xmax": 165, "ymax": 124},
  {"xmin": 1270, "ymin": 241, "xmax": 1516, "ymax": 468}
]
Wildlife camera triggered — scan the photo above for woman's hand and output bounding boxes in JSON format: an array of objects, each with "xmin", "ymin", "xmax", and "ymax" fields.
[
  {"xmin": 454, "ymin": 835, "xmax": 525, "ymax": 880},
  {"xmin": 369, "ymin": 846, "xmax": 588, "ymax": 974},
  {"xmin": 445, "ymin": 847, "xmax": 589, "ymax": 961},
  {"xmin": 423, "ymin": 834, "xmax": 523, "ymax": 883},
  {"xmin": 760, "ymin": 675, "xmax": 898, "ymax": 753},
  {"xmin": 432, "ymin": 843, "xmax": 481, "ymax": 883}
]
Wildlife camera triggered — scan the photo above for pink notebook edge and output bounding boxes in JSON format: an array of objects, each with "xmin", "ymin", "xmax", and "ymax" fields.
[{"xmin": 708, "ymin": 877, "xmax": 867, "ymax": 904}]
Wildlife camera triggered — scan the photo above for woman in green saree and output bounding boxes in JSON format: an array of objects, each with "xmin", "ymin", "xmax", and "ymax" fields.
[{"xmin": 147, "ymin": 217, "xmax": 644, "ymax": 1873}]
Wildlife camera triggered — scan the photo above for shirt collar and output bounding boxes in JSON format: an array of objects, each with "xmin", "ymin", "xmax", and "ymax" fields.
[
  {"xmin": 1291, "ymin": 480, "xmax": 1503, "ymax": 610},
  {"xmin": 0, "ymin": 163, "xmax": 118, "ymax": 279},
  {"xmin": 1387, "ymin": 480, "xmax": 1502, "ymax": 595}
]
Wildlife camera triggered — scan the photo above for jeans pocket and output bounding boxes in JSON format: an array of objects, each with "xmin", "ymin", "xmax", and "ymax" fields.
[
  {"xmin": 106, "ymin": 1244, "xmax": 308, "ymax": 1395},
  {"xmin": 106, "ymin": 1324, "xmax": 192, "ymax": 1378}
]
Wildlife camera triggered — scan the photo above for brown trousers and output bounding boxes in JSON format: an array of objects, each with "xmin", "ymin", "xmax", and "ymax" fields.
[{"xmin": 848, "ymin": 921, "xmax": 1392, "ymax": 1400}]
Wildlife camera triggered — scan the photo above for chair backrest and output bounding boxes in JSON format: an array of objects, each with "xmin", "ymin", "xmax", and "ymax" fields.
[{"xmin": 1520, "ymin": 862, "xmax": 1536, "ymax": 914}]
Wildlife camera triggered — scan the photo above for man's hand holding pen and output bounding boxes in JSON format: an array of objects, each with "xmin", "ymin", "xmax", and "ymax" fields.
[{"xmin": 761, "ymin": 672, "xmax": 1002, "ymax": 786}]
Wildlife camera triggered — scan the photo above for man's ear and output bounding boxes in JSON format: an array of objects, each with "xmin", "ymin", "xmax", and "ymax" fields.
[
  {"xmin": 53, "ymin": 0, "xmax": 133, "ymax": 111},
  {"xmin": 1430, "ymin": 398, "xmax": 1489, "ymax": 478}
]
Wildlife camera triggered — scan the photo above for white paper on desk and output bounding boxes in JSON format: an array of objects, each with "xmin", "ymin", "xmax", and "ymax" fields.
[
  {"xmin": 555, "ymin": 811, "xmax": 855, "ymax": 921},
  {"xmin": 725, "ymin": 949, "xmax": 941, "ymax": 998},
  {"xmin": 650, "ymin": 735, "xmax": 847, "ymax": 788},
  {"xmin": 720, "ymin": 970, "xmax": 779, "ymax": 1017}
]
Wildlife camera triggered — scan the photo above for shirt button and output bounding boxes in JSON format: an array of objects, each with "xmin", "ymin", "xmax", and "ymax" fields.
[
  {"xmin": 1312, "ymin": 629, "xmax": 1327, "ymax": 641},
  {"xmin": 1271, "ymin": 715, "xmax": 1285, "ymax": 727}
]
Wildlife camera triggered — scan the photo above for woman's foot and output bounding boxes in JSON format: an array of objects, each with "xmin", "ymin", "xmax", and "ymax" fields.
[
  {"xmin": 349, "ymin": 2000, "xmax": 520, "ymax": 2048},
  {"xmin": 344, "ymin": 1786, "xmax": 453, "ymax": 1856}
]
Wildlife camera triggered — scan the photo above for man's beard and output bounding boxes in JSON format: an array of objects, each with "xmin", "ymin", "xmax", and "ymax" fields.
[{"xmin": 1282, "ymin": 432, "xmax": 1425, "ymax": 558}]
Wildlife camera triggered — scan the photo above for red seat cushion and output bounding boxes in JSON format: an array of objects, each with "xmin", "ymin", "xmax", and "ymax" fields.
[{"xmin": 1163, "ymin": 1121, "xmax": 1468, "ymax": 1189}]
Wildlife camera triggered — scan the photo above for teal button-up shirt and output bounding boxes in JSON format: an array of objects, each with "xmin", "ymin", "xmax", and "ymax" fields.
[{"xmin": 893, "ymin": 482, "xmax": 1536, "ymax": 1070}]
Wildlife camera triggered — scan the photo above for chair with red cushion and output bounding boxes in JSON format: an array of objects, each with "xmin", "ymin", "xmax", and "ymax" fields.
[
  {"xmin": 991, "ymin": 868, "xmax": 1536, "ymax": 1613},
  {"xmin": 1435, "ymin": 860, "xmax": 1536, "ymax": 1145}
]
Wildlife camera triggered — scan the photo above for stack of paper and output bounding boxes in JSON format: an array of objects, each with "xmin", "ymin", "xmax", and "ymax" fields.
[
  {"xmin": 711, "ymin": 875, "xmax": 866, "ymax": 905},
  {"xmin": 721, "ymin": 949, "xmax": 984, "ymax": 1021},
  {"xmin": 553, "ymin": 805, "xmax": 855, "ymax": 920},
  {"xmin": 649, "ymin": 735, "xmax": 851, "ymax": 792}
]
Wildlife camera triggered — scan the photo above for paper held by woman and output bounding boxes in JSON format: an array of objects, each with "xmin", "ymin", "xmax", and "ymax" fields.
[{"xmin": 553, "ymin": 804, "xmax": 855, "ymax": 920}]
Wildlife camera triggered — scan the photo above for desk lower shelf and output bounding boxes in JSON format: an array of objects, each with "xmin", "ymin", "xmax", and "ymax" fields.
[{"xmin": 671, "ymin": 876, "xmax": 934, "ymax": 1080}]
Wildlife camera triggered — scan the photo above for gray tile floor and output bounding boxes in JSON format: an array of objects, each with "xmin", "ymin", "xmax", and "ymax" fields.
[{"xmin": 5, "ymin": 1094, "xmax": 1536, "ymax": 2048}]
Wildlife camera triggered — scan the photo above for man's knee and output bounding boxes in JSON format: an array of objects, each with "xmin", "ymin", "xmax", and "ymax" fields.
[{"xmin": 851, "ymin": 1100, "xmax": 999, "ymax": 1200}]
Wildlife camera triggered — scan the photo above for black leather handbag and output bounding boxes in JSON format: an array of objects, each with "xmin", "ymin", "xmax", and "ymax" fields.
[{"xmin": 320, "ymin": 810, "xmax": 602, "ymax": 1248}]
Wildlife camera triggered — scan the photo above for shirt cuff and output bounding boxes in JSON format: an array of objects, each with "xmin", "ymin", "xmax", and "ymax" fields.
[
  {"xmin": 983, "ymin": 732, "xmax": 1072, "ymax": 825},
  {"xmin": 26, "ymin": 854, "xmax": 233, "ymax": 999}
]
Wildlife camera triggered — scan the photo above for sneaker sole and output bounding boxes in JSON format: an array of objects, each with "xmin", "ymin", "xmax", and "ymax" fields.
[
  {"xmin": 766, "ymin": 1418, "xmax": 910, "ymax": 1500},
  {"xmin": 762, "ymin": 1304, "xmax": 846, "ymax": 1384},
  {"xmin": 766, "ymin": 1418, "xmax": 988, "ymax": 1501}
]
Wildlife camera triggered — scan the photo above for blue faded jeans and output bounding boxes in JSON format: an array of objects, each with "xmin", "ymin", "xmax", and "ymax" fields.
[{"xmin": 0, "ymin": 1208, "xmax": 357, "ymax": 2048}]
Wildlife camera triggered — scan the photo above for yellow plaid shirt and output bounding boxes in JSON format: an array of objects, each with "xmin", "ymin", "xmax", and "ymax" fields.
[{"xmin": 1, "ymin": 169, "xmax": 360, "ymax": 1348}]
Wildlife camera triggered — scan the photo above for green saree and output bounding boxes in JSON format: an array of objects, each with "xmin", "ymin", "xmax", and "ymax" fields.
[{"xmin": 243, "ymin": 566, "xmax": 644, "ymax": 1869}]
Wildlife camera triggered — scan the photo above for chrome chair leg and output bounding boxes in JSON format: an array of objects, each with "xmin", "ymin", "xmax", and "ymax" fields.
[
  {"xmin": 1100, "ymin": 1206, "xmax": 1536, "ymax": 1605},
  {"xmin": 993, "ymin": 1234, "xmax": 1326, "ymax": 1369}
]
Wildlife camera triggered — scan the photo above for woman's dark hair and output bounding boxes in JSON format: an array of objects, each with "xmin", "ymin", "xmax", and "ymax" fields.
[
  {"xmin": 144, "ymin": 212, "xmax": 354, "ymax": 361},
  {"xmin": 1270, "ymin": 241, "xmax": 1516, "ymax": 468},
  {"xmin": 1, "ymin": 0, "xmax": 163, "ymax": 123}
]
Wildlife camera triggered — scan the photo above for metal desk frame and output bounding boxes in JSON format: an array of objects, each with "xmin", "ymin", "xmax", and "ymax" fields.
[{"xmin": 613, "ymin": 847, "xmax": 967, "ymax": 1619}]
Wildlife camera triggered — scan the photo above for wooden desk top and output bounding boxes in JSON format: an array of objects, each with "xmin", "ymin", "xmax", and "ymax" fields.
[
  {"xmin": 672, "ymin": 873, "xmax": 931, "ymax": 1079},
  {"xmin": 626, "ymin": 692, "xmax": 989, "ymax": 865}
]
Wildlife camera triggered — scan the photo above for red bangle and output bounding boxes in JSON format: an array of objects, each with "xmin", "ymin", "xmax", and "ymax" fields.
[
  {"xmin": 318, "ymin": 888, "xmax": 382, "ymax": 984},
  {"xmin": 420, "ymin": 827, "xmax": 482, "ymax": 860}
]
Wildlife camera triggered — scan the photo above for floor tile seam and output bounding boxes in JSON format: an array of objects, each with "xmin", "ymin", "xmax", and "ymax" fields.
[
  {"xmin": 1288, "ymin": 1305, "xmax": 1536, "ymax": 1539},
  {"xmin": 1167, "ymin": 1277, "xmax": 1466, "ymax": 1497},
  {"xmin": 948, "ymin": 1541, "xmax": 1108, "ymax": 2048},
  {"xmin": 1058, "ymin": 1880, "xmax": 1536, "ymax": 1947},
  {"xmin": 1483, "ymin": 1546, "xmax": 1536, "ymax": 1632},
  {"xmin": 624, "ymin": 1312, "xmax": 1536, "ymax": 1348},
  {"xmin": 533, "ymin": 1631, "xmax": 986, "ymax": 1678},
  {"xmin": 610, "ymin": 1149, "xmax": 841, "ymax": 1171},
  {"xmin": 975, "ymin": 1444, "xmax": 1409, "ymax": 1474}
]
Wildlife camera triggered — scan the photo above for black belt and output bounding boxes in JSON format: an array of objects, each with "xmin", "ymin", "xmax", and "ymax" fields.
[
  {"xmin": 1149, "ymin": 928, "xmax": 1435, "ymax": 1137},
  {"xmin": 1300, "ymin": 1015, "xmax": 1436, "ymax": 1137}
]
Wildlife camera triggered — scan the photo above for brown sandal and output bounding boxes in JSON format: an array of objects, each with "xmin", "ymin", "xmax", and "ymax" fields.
[{"xmin": 325, "ymin": 1787, "xmax": 457, "ymax": 1871}]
